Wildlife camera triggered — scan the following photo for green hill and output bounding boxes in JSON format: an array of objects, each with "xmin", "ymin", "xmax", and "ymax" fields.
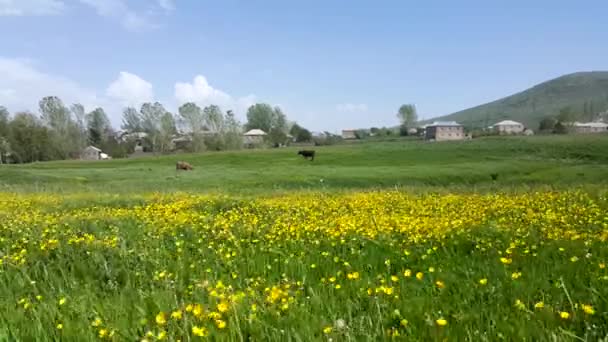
[{"xmin": 427, "ymin": 71, "xmax": 608, "ymax": 129}]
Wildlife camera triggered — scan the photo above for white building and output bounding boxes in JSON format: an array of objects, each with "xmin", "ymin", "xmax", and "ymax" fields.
[
  {"xmin": 243, "ymin": 129, "xmax": 267, "ymax": 147},
  {"xmin": 81, "ymin": 146, "xmax": 102, "ymax": 160},
  {"xmin": 493, "ymin": 120, "xmax": 525, "ymax": 134},
  {"xmin": 572, "ymin": 122, "xmax": 608, "ymax": 134},
  {"xmin": 341, "ymin": 129, "xmax": 357, "ymax": 140}
]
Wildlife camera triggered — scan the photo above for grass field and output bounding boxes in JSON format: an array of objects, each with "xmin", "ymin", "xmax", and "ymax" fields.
[
  {"xmin": 1, "ymin": 135, "xmax": 608, "ymax": 194},
  {"xmin": 1, "ymin": 135, "xmax": 608, "ymax": 341}
]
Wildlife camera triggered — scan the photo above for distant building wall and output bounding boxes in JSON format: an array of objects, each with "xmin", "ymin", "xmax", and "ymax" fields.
[
  {"xmin": 496, "ymin": 124, "xmax": 524, "ymax": 134},
  {"xmin": 342, "ymin": 130, "xmax": 357, "ymax": 139},
  {"xmin": 426, "ymin": 126, "xmax": 464, "ymax": 141}
]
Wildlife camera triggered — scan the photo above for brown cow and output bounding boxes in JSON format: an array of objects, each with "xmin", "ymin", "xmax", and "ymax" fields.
[{"xmin": 176, "ymin": 161, "xmax": 194, "ymax": 171}]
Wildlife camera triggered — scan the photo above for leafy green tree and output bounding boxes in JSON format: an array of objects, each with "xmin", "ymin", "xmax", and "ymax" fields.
[
  {"xmin": 121, "ymin": 107, "xmax": 143, "ymax": 132},
  {"xmin": 140, "ymin": 102, "xmax": 167, "ymax": 152},
  {"xmin": 70, "ymin": 104, "xmax": 88, "ymax": 150},
  {"xmin": 0, "ymin": 107, "xmax": 9, "ymax": 164},
  {"xmin": 222, "ymin": 110, "xmax": 243, "ymax": 150},
  {"xmin": 538, "ymin": 117, "xmax": 557, "ymax": 132},
  {"xmin": 0, "ymin": 106, "xmax": 9, "ymax": 137},
  {"xmin": 397, "ymin": 104, "xmax": 418, "ymax": 128},
  {"xmin": 177, "ymin": 102, "xmax": 205, "ymax": 152},
  {"xmin": 290, "ymin": 123, "xmax": 312, "ymax": 142},
  {"xmin": 245, "ymin": 104, "xmax": 290, "ymax": 145},
  {"xmin": 203, "ymin": 105, "xmax": 224, "ymax": 133},
  {"xmin": 39, "ymin": 96, "xmax": 77, "ymax": 158},
  {"xmin": 39, "ymin": 96, "xmax": 71, "ymax": 132},
  {"xmin": 245, "ymin": 103, "xmax": 275, "ymax": 132},
  {"xmin": 7, "ymin": 112, "xmax": 54, "ymax": 163},
  {"xmin": 159, "ymin": 112, "xmax": 177, "ymax": 153},
  {"xmin": 87, "ymin": 108, "xmax": 111, "ymax": 146}
]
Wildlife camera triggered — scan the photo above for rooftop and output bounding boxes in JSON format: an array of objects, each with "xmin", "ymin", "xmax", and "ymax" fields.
[
  {"xmin": 494, "ymin": 120, "xmax": 523, "ymax": 126},
  {"xmin": 425, "ymin": 121, "xmax": 462, "ymax": 127},
  {"xmin": 573, "ymin": 122, "xmax": 608, "ymax": 128},
  {"xmin": 244, "ymin": 129, "xmax": 267, "ymax": 136}
]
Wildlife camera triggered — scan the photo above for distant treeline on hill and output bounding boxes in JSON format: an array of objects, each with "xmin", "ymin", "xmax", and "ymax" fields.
[{"xmin": 425, "ymin": 71, "xmax": 608, "ymax": 130}]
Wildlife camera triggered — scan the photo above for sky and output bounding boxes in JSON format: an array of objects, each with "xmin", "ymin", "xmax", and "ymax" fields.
[{"xmin": 1, "ymin": 0, "xmax": 608, "ymax": 132}]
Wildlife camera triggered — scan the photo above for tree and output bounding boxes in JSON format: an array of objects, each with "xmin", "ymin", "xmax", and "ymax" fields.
[
  {"xmin": 87, "ymin": 108, "xmax": 111, "ymax": 146},
  {"xmin": 397, "ymin": 104, "xmax": 418, "ymax": 128},
  {"xmin": 7, "ymin": 112, "xmax": 53, "ymax": 163},
  {"xmin": 121, "ymin": 107, "xmax": 142, "ymax": 132},
  {"xmin": 553, "ymin": 121, "xmax": 568, "ymax": 134},
  {"xmin": 203, "ymin": 105, "xmax": 224, "ymax": 133},
  {"xmin": 290, "ymin": 123, "xmax": 312, "ymax": 142},
  {"xmin": 177, "ymin": 102, "xmax": 205, "ymax": 152},
  {"xmin": 0, "ymin": 107, "xmax": 9, "ymax": 164},
  {"xmin": 0, "ymin": 106, "xmax": 9, "ymax": 137},
  {"xmin": 538, "ymin": 117, "xmax": 557, "ymax": 132},
  {"xmin": 245, "ymin": 104, "xmax": 290, "ymax": 146},
  {"xmin": 223, "ymin": 110, "xmax": 243, "ymax": 150},
  {"xmin": 159, "ymin": 112, "xmax": 177, "ymax": 153},
  {"xmin": 273, "ymin": 106, "xmax": 287, "ymax": 132},
  {"xmin": 70, "ymin": 103, "xmax": 88, "ymax": 150},
  {"xmin": 140, "ymin": 102, "xmax": 167, "ymax": 152},
  {"xmin": 245, "ymin": 104, "xmax": 276, "ymax": 132},
  {"xmin": 39, "ymin": 96, "xmax": 71, "ymax": 132},
  {"xmin": 39, "ymin": 96, "xmax": 77, "ymax": 158}
]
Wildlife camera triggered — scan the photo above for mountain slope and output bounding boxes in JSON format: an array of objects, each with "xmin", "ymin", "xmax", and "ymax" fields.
[{"xmin": 428, "ymin": 71, "xmax": 608, "ymax": 129}]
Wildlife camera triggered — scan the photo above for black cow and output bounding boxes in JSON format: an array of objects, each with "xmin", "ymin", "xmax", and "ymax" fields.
[{"xmin": 297, "ymin": 150, "xmax": 315, "ymax": 161}]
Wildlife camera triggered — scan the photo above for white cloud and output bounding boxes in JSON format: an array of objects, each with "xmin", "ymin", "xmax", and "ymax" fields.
[
  {"xmin": 0, "ymin": 58, "xmax": 261, "ymax": 128},
  {"xmin": 157, "ymin": 0, "xmax": 174, "ymax": 12},
  {"xmin": 106, "ymin": 71, "xmax": 154, "ymax": 108},
  {"xmin": 175, "ymin": 75, "xmax": 257, "ymax": 117},
  {"xmin": 0, "ymin": 0, "xmax": 65, "ymax": 16},
  {"xmin": 78, "ymin": 0, "xmax": 168, "ymax": 32},
  {"xmin": 0, "ymin": 57, "xmax": 101, "ymax": 113},
  {"xmin": 336, "ymin": 103, "xmax": 368, "ymax": 112},
  {"xmin": 0, "ymin": 57, "xmax": 156, "ymax": 125}
]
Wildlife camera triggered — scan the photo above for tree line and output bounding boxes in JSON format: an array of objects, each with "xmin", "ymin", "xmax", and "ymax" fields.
[
  {"xmin": 0, "ymin": 97, "xmax": 314, "ymax": 164},
  {"xmin": 538, "ymin": 102, "xmax": 608, "ymax": 134}
]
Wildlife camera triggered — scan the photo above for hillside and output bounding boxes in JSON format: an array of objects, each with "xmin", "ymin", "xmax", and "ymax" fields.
[{"xmin": 427, "ymin": 71, "xmax": 608, "ymax": 129}]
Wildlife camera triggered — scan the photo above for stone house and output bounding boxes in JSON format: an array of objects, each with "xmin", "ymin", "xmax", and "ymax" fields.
[
  {"xmin": 493, "ymin": 120, "xmax": 525, "ymax": 134},
  {"xmin": 341, "ymin": 129, "xmax": 357, "ymax": 140},
  {"xmin": 81, "ymin": 146, "xmax": 102, "ymax": 160},
  {"xmin": 572, "ymin": 122, "xmax": 608, "ymax": 134},
  {"xmin": 424, "ymin": 121, "xmax": 465, "ymax": 141}
]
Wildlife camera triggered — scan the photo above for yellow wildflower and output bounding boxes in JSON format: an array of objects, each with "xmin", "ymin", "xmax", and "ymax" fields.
[
  {"xmin": 155, "ymin": 312, "xmax": 167, "ymax": 326},
  {"xmin": 582, "ymin": 304, "xmax": 595, "ymax": 315},
  {"xmin": 436, "ymin": 318, "xmax": 447, "ymax": 326},
  {"xmin": 192, "ymin": 326, "xmax": 208, "ymax": 337}
]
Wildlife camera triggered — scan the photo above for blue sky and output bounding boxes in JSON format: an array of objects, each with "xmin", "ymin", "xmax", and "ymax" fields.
[{"xmin": 1, "ymin": 0, "xmax": 607, "ymax": 132}]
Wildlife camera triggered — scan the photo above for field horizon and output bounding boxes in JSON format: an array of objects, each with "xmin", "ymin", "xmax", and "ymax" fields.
[{"xmin": 1, "ymin": 135, "xmax": 608, "ymax": 195}]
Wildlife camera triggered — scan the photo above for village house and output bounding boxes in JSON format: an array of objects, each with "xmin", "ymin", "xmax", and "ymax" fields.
[
  {"xmin": 243, "ymin": 129, "xmax": 267, "ymax": 148},
  {"xmin": 493, "ymin": 120, "xmax": 525, "ymax": 134},
  {"xmin": 81, "ymin": 146, "xmax": 110, "ymax": 160},
  {"xmin": 341, "ymin": 129, "xmax": 357, "ymax": 140},
  {"xmin": 572, "ymin": 122, "xmax": 608, "ymax": 134},
  {"xmin": 424, "ymin": 121, "xmax": 465, "ymax": 141}
]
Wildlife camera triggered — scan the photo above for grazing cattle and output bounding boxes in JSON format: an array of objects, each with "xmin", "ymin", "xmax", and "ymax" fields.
[
  {"xmin": 176, "ymin": 161, "xmax": 194, "ymax": 171},
  {"xmin": 297, "ymin": 150, "xmax": 315, "ymax": 161}
]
